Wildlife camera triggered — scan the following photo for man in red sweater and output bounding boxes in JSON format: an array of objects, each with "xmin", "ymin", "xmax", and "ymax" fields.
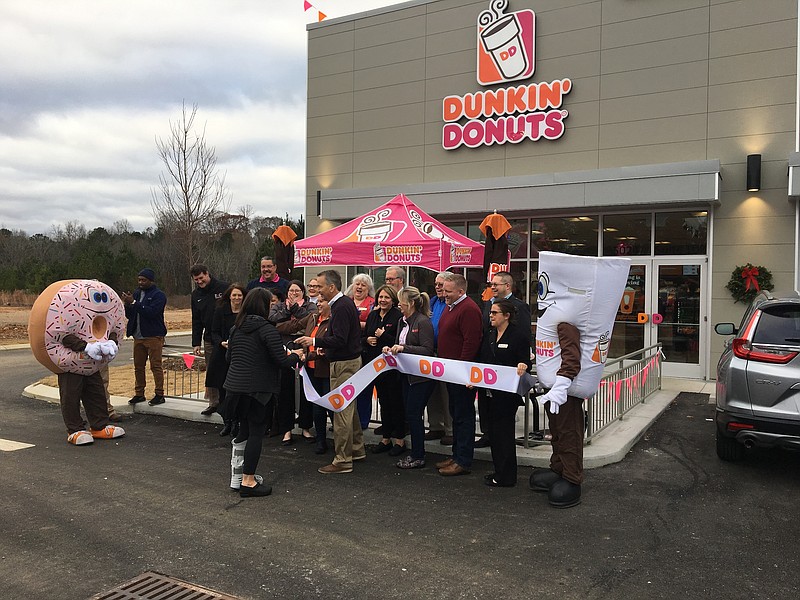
[{"xmin": 435, "ymin": 273, "xmax": 483, "ymax": 476}]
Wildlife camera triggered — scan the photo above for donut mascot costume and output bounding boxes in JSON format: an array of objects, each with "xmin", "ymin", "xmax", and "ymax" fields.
[
  {"xmin": 531, "ymin": 252, "xmax": 630, "ymax": 507},
  {"xmin": 29, "ymin": 280, "xmax": 127, "ymax": 445}
]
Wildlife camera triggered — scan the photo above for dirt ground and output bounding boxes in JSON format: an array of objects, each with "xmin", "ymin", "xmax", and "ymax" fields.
[{"xmin": 0, "ymin": 307, "xmax": 193, "ymax": 346}]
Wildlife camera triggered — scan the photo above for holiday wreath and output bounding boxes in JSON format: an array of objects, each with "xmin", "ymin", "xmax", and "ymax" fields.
[{"xmin": 725, "ymin": 263, "xmax": 774, "ymax": 304}]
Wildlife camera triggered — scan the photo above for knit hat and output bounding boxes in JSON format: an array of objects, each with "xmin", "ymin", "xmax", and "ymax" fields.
[{"xmin": 138, "ymin": 268, "xmax": 156, "ymax": 281}]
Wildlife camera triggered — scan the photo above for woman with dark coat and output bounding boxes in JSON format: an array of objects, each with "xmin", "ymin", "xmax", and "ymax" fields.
[
  {"xmin": 224, "ymin": 288, "xmax": 305, "ymax": 497},
  {"xmin": 269, "ymin": 280, "xmax": 318, "ymax": 445},
  {"xmin": 303, "ymin": 296, "xmax": 333, "ymax": 455},
  {"xmin": 383, "ymin": 286, "xmax": 435, "ymax": 469},
  {"xmin": 206, "ymin": 283, "xmax": 246, "ymax": 437},
  {"xmin": 475, "ymin": 298, "xmax": 531, "ymax": 487},
  {"xmin": 363, "ymin": 285, "xmax": 404, "ymax": 455}
]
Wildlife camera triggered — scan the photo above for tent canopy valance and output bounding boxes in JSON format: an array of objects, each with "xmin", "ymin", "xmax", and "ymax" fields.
[{"xmin": 294, "ymin": 194, "xmax": 484, "ymax": 272}]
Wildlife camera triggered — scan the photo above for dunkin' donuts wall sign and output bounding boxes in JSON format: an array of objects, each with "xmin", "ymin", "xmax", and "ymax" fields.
[{"xmin": 442, "ymin": 0, "xmax": 572, "ymax": 150}]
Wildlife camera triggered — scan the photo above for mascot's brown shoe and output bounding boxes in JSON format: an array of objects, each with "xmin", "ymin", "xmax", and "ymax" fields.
[
  {"xmin": 548, "ymin": 478, "xmax": 581, "ymax": 508},
  {"xmin": 530, "ymin": 468, "xmax": 562, "ymax": 492},
  {"xmin": 90, "ymin": 425, "xmax": 126, "ymax": 439}
]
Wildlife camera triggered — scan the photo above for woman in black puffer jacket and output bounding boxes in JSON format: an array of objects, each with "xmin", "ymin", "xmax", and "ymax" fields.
[{"xmin": 224, "ymin": 288, "xmax": 305, "ymax": 498}]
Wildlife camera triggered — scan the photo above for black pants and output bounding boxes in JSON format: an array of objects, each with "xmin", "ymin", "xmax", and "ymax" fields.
[
  {"xmin": 234, "ymin": 394, "xmax": 273, "ymax": 475},
  {"xmin": 487, "ymin": 391, "xmax": 521, "ymax": 485},
  {"xmin": 310, "ymin": 376, "xmax": 332, "ymax": 444},
  {"xmin": 376, "ymin": 371, "xmax": 404, "ymax": 440},
  {"xmin": 477, "ymin": 389, "xmax": 491, "ymax": 438}
]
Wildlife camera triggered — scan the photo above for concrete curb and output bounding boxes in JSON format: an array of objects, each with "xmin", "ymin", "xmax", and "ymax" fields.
[
  {"xmin": 22, "ymin": 380, "xmax": 681, "ymax": 469},
  {"xmin": 1, "ymin": 330, "xmax": 194, "ymax": 352}
]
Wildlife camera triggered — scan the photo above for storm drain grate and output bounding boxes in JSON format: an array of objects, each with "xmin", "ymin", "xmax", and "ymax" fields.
[{"xmin": 90, "ymin": 571, "xmax": 241, "ymax": 600}]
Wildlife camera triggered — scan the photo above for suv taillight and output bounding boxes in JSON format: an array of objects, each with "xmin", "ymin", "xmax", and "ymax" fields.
[{"xmin": 732, "ymin": 338, "xmax": 799, "ymax": 364}]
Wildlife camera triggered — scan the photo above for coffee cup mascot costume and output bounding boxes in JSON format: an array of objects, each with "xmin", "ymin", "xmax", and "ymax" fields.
[
  {"xmin": 531, "ymin": 252, "xmax": 630, "ymax": 507},
  {"xmin": 29, "ymin": 280, "xmax": 127, "ymax": 445}
]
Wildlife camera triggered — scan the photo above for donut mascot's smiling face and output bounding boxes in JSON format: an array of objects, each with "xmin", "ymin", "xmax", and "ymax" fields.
[{"xmin": 29, "ymin": 279, "xmax": 126, "ymax": 375}]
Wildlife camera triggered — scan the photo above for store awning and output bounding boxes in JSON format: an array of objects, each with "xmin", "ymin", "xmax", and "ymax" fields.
[{"xmin": 317, "ymin": 160, "xmax": 721, "ymax": 221}]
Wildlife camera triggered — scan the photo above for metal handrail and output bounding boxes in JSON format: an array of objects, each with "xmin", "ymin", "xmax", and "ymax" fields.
[{"xmin": 521, "ymin": 343, "xmax": 663, "ymax": 448}]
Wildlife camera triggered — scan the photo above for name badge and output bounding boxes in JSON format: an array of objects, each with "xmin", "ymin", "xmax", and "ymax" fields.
[{"xmin": 498, "ymin": 343, "xmax": 509, "ymax": 348}]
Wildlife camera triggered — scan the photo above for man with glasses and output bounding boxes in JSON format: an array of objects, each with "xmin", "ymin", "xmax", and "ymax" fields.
[
  {"xmin": 307, "ymin": 278, "xmax": 321, "ymax": 304},
  {"xmin": 425, "ymin": 271, "xmax": 454, "ymax": 444},
  {"xmin": 296, "ymin": 270, "xmax": 365, "ymax": 474},
  {"xmin": 246, "ymin": 256, "xmax": 290, "ymax": 297},
  {"xmin": 384, "ymin": 267, "xmax": 406, "ymax": 293},
  {"xmin": 476, "ymin": 271, "xmax": 532, "ymax": 448}
]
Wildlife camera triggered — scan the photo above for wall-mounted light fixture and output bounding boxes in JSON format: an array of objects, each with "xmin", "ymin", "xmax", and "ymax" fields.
[
  {"xmin": 316, "ymin": 190, "xmax": 322, "ymax": 217},
  {"xmin": 747, "ymin": 154, "xmax": 761, "ymax": 192}
]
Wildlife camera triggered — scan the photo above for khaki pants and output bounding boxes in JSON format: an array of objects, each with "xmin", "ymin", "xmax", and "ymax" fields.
[
  {"xmin": 330, "ymin": 357, "xmax": 364, "ymax": 467},
  {"xmin": 133, "ymin": 337, "xmax": 164, "ymax": 397}
]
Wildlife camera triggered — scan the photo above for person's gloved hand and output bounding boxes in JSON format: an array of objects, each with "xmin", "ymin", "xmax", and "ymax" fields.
[
  {"xmin": 85, "ymin": 341, "xmax": 119, "ymax": 360},
  {"xmin": 540, "ymin": 375, "xmax": 572, "ymax": 415}
]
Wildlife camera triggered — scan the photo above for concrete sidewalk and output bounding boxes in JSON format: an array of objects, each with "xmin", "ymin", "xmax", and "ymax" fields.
[{"xmin": 23, "ymin": 376, "xmax": 712, "ymax": 469}]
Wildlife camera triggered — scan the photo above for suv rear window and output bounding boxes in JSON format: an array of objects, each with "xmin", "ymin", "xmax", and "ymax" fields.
[{"xmin": 752, "ymin": 306, "xmax": 800, "ymax": 344}]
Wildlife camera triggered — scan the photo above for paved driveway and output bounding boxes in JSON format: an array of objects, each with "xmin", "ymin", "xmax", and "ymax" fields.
[{"xmin": 1, "ymin": 346, "xmax": 799, "ymax": 600}]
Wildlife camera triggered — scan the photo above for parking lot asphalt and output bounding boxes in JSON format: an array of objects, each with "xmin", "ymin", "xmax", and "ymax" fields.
[{"xmin": 2, "ymin": 346, "xmax": 800, "ymax": 600}]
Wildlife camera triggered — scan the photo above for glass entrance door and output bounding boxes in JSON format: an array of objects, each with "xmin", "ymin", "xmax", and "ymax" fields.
[{"xmin": 611, "ymin": 259, "xmax": 705, "ymax": 378}]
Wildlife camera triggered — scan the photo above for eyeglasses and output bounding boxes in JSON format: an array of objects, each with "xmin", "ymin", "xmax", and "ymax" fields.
[
  {"xmin": 308, "ymin": 284, "xmax": 320, "ymax": 288},
  {"xmin": 385, "ymin": 276, "xmax": 399, "ymax": 282},
  {"xmin": 489, "ymin": 310, "xmax": 503, "ymax": 315}
]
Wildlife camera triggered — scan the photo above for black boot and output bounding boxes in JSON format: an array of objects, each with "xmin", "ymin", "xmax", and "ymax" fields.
[
  {"xmin": 219, "ymin": 421, "xmax": 232, "ymax": 437},
  {"xmin": 314, "ymin": 440, "xmax": 328, "ymax": 455},
  {"xmin": 529, "ymin": 468, "xmax": 561, "ymax": 492},
  {"xmin": 548, "ymin": 478, "xmax": 581, "ymax": 508}
]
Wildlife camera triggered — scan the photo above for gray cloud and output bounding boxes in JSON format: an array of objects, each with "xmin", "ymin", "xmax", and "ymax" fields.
[{"xmin": 0, "ymin": 0, "xmax": 397, "ymax": 234}]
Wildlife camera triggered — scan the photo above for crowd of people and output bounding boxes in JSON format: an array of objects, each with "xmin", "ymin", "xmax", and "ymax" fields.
[{"xmin": 103, "ymin": 258, "xmax": 581, "ymax": 506}]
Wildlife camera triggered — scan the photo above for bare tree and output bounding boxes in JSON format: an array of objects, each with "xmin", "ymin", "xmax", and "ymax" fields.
[{"xmin": 151, "ymin": 102, "xmax": 230, "ymax": 269}]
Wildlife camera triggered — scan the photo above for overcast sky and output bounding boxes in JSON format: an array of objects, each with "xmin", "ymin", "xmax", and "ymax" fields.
[{"xmin": 0, "ymin": 0, "xmax": 401, "ymax": 235}]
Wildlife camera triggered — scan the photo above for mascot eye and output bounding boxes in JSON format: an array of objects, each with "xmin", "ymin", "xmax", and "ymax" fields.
[
  {"xmin": 93, "ymin": 292, "xmax": 103, "ymax": 302},
  {"xmin": 537, "ymin": 273, "xmax": 552, "ymax": 301},
  {"xmin": 101, "ymin": 292, "xmax": 109, "ymax": 302}
]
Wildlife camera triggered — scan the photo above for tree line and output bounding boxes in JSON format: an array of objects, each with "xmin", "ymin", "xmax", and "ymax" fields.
[{"xmin": 0, "ymin": 212, "xmax": 304, "ymax": 298}]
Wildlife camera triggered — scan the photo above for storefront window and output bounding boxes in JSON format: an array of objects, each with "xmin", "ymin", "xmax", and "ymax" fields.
[
  {"xmin": 602, "ymin": 213, "xmax": 651, "ymax": 257},
  {"xmin": 531, "ymin": 216, "xmax": 598, "ymax": 257},
  {"xmin": 655, "ymin": 211, "xmax": 708, "ymax": 255},
  {"xmin": 507, "ymin": 219, "xmax": 529, "ymax": 259}
]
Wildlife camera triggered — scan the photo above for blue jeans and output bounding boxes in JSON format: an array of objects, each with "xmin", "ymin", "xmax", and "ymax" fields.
[
  {"xmin": 447, "ymin": 382, "xmax": 476, "ymax": 468},
  {"xmin": 355, "ymin": 385, "xmax": 373, "ymax": 429},
  {"xmin": 403, "ymin": 378, "xmax": 435, "ymax": 460}
]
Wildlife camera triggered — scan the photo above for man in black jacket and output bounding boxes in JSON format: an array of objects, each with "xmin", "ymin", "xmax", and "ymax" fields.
[
  {"xmin": 297, "ymin": 269, "xmax": 365, "ymax": 474},
  {"xmin": 476, "ymin": 271, "xmax": 532, "ymax": 448},
  {"xmin": 190, "ymin": 264, "xmax": 229, "ymax": 416}
]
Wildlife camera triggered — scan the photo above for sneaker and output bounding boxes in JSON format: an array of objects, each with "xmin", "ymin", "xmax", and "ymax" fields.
[
  {"xmin": 148, "ymin": 395, "xmax": 165, "ymax": 406},
  {"xmin": 231, "ymin": 474, "xmax": 264, "ymax": 491},
  {"xmin": 396, "ymin": 456, "xmax": 425, "ymax": 469},
  {"xmin": 318, "ymin": 463, "xmax": 353, "ymax": 474},
  {"xmin": 128, "ymin": 395, "xmax": 146, "ymax": 405},
  {"xmin": 67, "ymin": 431, "xmax": 93, "ymax": 445},
  {"xmin": 90, "ymin": 425, "xmax": 125, "ymax": 439},
  {"xmin": 239, "ymin": 482, "xmax": 273, "ymax": 497}
]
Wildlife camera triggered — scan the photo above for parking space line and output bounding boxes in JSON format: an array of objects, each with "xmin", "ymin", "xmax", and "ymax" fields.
[{"xmin": 0, "ymin": 438, "xmax": 35, "ymax": 451}]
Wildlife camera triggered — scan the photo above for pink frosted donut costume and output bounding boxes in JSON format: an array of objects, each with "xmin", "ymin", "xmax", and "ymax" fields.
[{"xmin": 29, "ymin": 280, "xmax": 126, "ymax": 375}]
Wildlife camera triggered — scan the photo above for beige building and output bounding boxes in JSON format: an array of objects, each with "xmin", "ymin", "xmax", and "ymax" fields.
[{"xmin": 305, "ymin": 0, "xmax": 800, "ymax": 380}]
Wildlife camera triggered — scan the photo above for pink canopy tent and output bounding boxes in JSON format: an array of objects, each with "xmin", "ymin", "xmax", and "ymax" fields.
[{"xmin": 294, "ymin": 194, "xmax": 484, "ymax": 272}]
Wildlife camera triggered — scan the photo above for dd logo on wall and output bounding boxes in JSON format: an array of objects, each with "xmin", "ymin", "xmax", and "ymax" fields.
[
  {"xmin": 443, "ymin": 0, "xmax": 572, "ymax": 150},
  {"xmin": 477, "ymin": 0, "xmax": 535, "ymax": 85}
]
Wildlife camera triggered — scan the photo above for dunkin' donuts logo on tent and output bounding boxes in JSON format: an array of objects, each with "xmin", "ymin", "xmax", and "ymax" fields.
[{"xmin": 477, "ymin": 0, "xmax": 535, "ymax": 85}]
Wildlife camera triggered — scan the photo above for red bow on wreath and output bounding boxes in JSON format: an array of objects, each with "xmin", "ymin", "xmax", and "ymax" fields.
[{"xmin": 741, "ymin": 266, "xmax": 760, "ymax": 291}]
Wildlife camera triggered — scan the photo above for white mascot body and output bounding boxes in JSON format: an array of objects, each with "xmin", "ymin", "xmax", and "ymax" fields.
[{"xmin": 535, "ymin": 252, "xmax": 630, "ymax": 398}]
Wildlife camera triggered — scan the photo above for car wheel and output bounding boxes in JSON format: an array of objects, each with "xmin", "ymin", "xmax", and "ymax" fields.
[{"xmin": 716, "ymin": 430, "xmax": 745, "ymax": 461}]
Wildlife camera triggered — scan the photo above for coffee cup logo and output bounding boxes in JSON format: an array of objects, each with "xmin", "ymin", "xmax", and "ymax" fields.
[
  {"xmin": 477, "ymin": 0, "xmax": 535, "ymax": 85},
  {"xmin": 619, "ymin": 286, "xmax": 635, "ymax": 314}
]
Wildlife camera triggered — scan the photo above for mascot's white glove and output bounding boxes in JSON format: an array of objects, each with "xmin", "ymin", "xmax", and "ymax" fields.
[
  {"xmin": 540, "ymin": 375, "xmax": 572, "ymax": 415},
  {"xmin": 85, "ymin": 341, "xmax": 119, "ymax": 361}
]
